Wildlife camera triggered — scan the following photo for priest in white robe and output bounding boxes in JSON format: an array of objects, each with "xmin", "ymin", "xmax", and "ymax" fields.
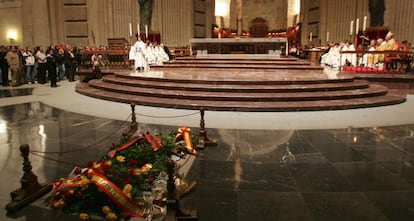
[{"xmin": 129, "ymin": 35, "xmax": 147, "ymax": 72}]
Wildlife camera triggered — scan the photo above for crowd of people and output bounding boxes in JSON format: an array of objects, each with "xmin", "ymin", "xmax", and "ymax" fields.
[
  {"xmin": 0, "ymin": 39, "xmax": 174, "ymax": 87},
  {"xmin": 319, "ymin": 31, "xmax": 412, "ymax": 71},
  {"xmin": 0, "ymin": 45, "xmax": 80, "ymax": 87}
]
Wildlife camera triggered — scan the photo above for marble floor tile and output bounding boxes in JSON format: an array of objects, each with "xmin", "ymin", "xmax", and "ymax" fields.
[{"xmin": 1, "ymin": 97, "xmax": 414, "ymax": 220}]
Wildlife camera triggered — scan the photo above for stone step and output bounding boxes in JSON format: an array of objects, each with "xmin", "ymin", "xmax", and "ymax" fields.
[
  {"xmin": 87, "ymin": 80, "xmax": 388, "ymax": 102},
  {"xmin": 76, "ymin": 83, "xmax": 406, "ymax": 112},
  {"xmin": 166, "ymin": 59, "xmax": 312, "ymax": 66},
  {"xmin": 152, "ymin": 63, "xmax": 323, "ymax": 70},
  {"xmin": 102, "ymin": 74, "xmax": 370, "ymax": 93},
  {"xmin": 175, "ymin": 55, "xmax": 298, "ymax": 61},
  {"xmin": 114, "ymin": 69, "xmax": 352, "ymax": 84}
]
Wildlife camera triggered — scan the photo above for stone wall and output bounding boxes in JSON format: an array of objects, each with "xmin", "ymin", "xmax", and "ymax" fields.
[
  {"xmin": 229, "ymin": 0, "xmax": 288, "ymax": 33},
  {"xmin": 3, "ymin": 0, "xmax": 412, "ymax": 48}
]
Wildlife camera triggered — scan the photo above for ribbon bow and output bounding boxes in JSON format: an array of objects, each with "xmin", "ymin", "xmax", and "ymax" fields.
[{"xmin": 176, "ymin": 127, "xmax": 197, "ymax": 155}]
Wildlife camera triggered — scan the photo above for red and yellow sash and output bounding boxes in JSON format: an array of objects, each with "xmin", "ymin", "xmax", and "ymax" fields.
[
  {"xmin": 176, "ymin": 127, "xmax": 197, "ymax": 155},
  {"xmin": 88, "ymin": 169, "xmax": 144, "ymax": 217},
  {"xmin": 143, "ymin": 133, "xmax": 163, "ymax": 151},
  {"xmin": 108, "ymin": 136, "xmax": 141, "ymax": 158}
]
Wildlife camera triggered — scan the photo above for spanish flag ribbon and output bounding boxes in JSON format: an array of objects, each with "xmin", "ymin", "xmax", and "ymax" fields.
[
  {"xmin": 88, "ymin": 169, "xmax": 145, "ymax": 217},
  {"xmin": 108, "ymin": 136, "xmax": 141, "ymax": 158},
  {"xmin": 143, "ymin": 133, "xmax": 163, "ymax": 151},
  {"xmin": 176, "ymin": 127, "xmax": 197, "ymax": 155},
  {"xmin": 51, "ymin": 177, "xmax": 82, "ymax": 190}
]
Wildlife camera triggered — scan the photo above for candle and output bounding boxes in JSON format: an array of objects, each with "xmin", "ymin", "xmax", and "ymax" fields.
[
  {"xmin": 355, "ymin": 18, "xmax": 359, "ymax": 34},
  {"xmin": 350, "ymin": 20, "xmax": 354, "ymax": 36},
  {"xmin": 326, "ymin": 31, "xmax": 329, "ymax": 42},
  {"xmin": 363, "ymin": 16, "xmax": 367, "ymax": 31},
  {"xmin": 310, "ymin": 32, "xmax": 312, "ymax": 42},
  {"xmin": 145, "ymin": 25, "xmax": 148, "ymax": 38},
  {"xmin": 137, "ymin": 24, "xmax": 140, "ymax": 36},
  {"xmin": 129, "ymin": 23, "xmax": 132, "ymax": 37}
]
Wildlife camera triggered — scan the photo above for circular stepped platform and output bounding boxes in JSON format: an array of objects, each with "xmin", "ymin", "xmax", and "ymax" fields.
[
  {"xmin": 75, "ymin": 68, "xmax": 406, "ymax": 112},
  {"xmin": 154, "ymin": 55, "xmax": 323, "ymax": 70}
]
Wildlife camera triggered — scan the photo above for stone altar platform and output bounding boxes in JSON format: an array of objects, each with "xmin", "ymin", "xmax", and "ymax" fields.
[
  {"xmin": 189, "ymin": 37, "xmax": 288, "ymax": 56},
  {"xmin": 75, "ymin": 55, "xmax": 406, "ymax": 112}
]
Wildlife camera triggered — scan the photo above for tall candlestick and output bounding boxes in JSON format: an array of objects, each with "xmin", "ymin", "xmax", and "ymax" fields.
[
  {"xmin": 355, "ymin": 18, "xmax": 360, "ymax": 34},
  {"xmin": 350, "ymin": 20, "xmax": 354, "ymax": 36},
  {"xmin": 326, "ymin": 31, "xmax": 329, "ymax": 42},
  {"xmin": 145, "ymin": 25, "xmax": 148, "ymax": 38},
  {"xmin": 310, "ymin": 32, "xmax": 312, "ymax": 42},
  {"xmin": 129, "ymin": 23, "xmax": 132, "ymax": 37},
  {"xmin": 363, "ymin": 16, "xmax": 367, "ymax": 32}
]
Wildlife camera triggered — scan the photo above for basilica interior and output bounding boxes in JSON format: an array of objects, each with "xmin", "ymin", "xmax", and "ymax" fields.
[{"xmin": 1, "ymin": 0, "xmax": 414, "ymax": 221}]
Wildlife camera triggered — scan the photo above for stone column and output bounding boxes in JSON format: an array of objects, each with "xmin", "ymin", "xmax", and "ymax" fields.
[{"xmin": 236, "ymin": 0, "xmax": 242, "ymax": 35}]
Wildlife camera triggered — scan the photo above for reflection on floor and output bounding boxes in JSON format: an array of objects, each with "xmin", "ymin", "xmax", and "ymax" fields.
[
  {"xmin": 1, "ymin": 102, "xmax": 414, "ymax": 220},
  {"xmin": 0, "ymin": 88, "xmax": 33, "ymax": 98}
]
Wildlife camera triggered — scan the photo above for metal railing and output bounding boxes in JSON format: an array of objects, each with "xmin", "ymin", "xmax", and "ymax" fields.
[{"xmin": 339, "ymin": 50, "xmax": 413, "ymax": 73}]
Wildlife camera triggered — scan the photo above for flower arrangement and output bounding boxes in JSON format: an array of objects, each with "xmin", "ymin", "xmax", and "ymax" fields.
[{"xmin": 48, "ymin": 127, "xmax": 197, "ymax": 221}]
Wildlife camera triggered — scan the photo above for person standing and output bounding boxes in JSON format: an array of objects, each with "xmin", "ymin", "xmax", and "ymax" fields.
[
  {"xmin": 64, "ymin": 46, "xmax": 77, "ymax": 82},
  {"xmin": 35, "ymin": 47, "xmax": 47, "ymax": 84},
  {"xmin": 129, "ymin": 34, "xmax": 147, "ymax": 72},
  {"xmin": 5, "ymin": 46, "xmax": 21, "ymax": 87},
  {"xmin": 46, "ymin": 48, "xmax": 58, "ymax": 87},
  {"xmin": 23, "ymin": 47, "xmax": 36, "ymax": 84},
  {"xmin": 56, "ymin": 48, "xmax": 65, "ymax": 81},
  {"xmin": 0, "ymin": 46, "xmax": 9, "ymax": 86}
]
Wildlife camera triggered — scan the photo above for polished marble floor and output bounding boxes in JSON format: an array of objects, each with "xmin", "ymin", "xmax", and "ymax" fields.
[{"xmin": 1, "ymin": 82, "xmax": 414, "ymax": 221}]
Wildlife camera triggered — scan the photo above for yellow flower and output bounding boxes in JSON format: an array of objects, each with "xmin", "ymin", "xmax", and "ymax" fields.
[
  {"xmin": 116, "ymin": 155, "xmax": 125, "ymax": 163},
  {"xmin": 79, "ymin": 213, "xmax": 89, "ymax": 220},
  {"xmin": 79, "ymin": 176, "xmax": 90, "ymax": 190},
  {"xmin": 52, "ymin": 199, "xmax": 65, "ymax": 208},
  {"xmin": 133, "ymin": 163, "xmax": 153, "ymax": 175},
  {"xmin": 105, "ymin": 212, "xmax": 117, "ymax": 221},
  {"xmin": 102, "ymin": 205, "xmax": 111, "ymax": 215},
  {"xmin": 123, "ymin": 184, "xmax": 133, "ymax": 193},
  {"xmin": 105, "ymin": 160, "xmax": 112, "ymax": 166}
]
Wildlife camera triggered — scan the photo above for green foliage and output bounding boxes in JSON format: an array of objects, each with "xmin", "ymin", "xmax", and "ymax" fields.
[{"xmin": 48, "ymin": 130, "xmax": 197, "ymax": 220}]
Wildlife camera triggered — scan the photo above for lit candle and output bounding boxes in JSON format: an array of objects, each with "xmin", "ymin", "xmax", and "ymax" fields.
[
  {"xmin": 355, "ymin": 18, "xmax": 359, "ymax": 34},
  {"xmin": 363, "ymin": 16, "xmax": 367, "ymax": 31},
  {"xmin": 326, "ymin": 31, "xmax": 329, "ymax": 42},
  {"xmin": 129, "ymin": 23, "xmax": 132, "ymax": 37},
  {"xmin": 350, "ymin": 20, "xmax": 354, "ymax": 36},
  {"xmin": 310, "ymin": 32, "xmax": 312, "ymax": 42},
  {"xmin": 145, "ymin": 25, "xmax": 148, "ymax": 38}
]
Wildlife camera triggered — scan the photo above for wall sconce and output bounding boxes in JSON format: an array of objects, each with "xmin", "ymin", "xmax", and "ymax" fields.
[{"xmin": 7, "ymin": 30, "xmax": 17, "ymax": 45}]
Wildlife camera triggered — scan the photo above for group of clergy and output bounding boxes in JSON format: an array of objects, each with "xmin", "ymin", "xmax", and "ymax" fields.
[
  {"xmin": 129, "ymin": 35, "xmax": 170, "ymax": 72},
  {"xmin": 320, "ymin": 31, "xmax": 402, "ymax": 70}
]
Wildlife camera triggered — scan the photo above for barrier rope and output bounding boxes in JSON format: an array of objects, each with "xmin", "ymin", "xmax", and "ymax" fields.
[
  {"xmin": 27, "ymin": 109, "xmax": 199, "ymax": 169},
  {"xmin": 29, "ymin": 114, "xmax": 132, "ymax": 155},
  {"xmin": 135, "ymin": 111, "xmax": 199, "ymax": 119}
]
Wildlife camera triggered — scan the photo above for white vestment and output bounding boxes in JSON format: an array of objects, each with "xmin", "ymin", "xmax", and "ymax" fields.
[
  {"xmin": 129, "ymin": 40, "xmax": 147, "ymax": 70},
  {"xmin": 341, "ymin": 44, "xmax": 357, "ymax": 66}
]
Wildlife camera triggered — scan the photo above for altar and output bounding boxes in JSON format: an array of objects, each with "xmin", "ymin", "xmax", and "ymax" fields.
[{"xmin": 190, "ymin": 37, "xmax": 288, "ymax": 56}]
